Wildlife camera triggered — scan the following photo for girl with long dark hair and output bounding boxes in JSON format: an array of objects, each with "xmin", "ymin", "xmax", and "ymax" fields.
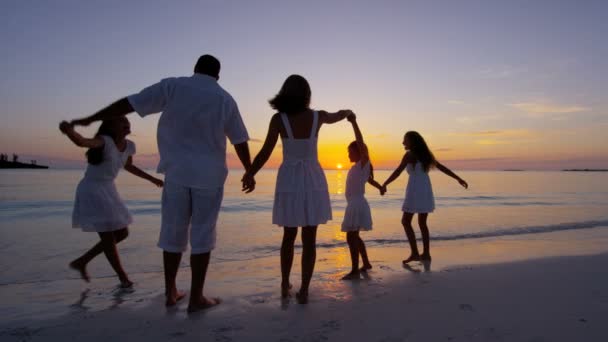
[
  {"xmin": 243, "ymin": 74, "xmax": 353, "ymax": 304},
  {"xmin": 382, "ymin": 131, "xmax": 468, "ymax": 264},
  {"xmin": 59, "ymin": 117, "xmax": 163, "ymax": 288}
]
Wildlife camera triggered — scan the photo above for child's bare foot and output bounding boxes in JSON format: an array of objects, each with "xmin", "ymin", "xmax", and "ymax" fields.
[
  {"xmin": 402, "ymin": 254, "xmax": 421, "ymax": 264},
  {"xmin": 165, "ymin": 289, "xmax": 187, "ymax": 307},
  {"xmin": 119, "ymin": 279, "xmax": 134, "ymax": 289},
  {"xmin": 420, "ymin": 253, "xmax": 432, "ymax": 261},
  {"xmin": 187, "ymin": 296, "xmax": 221, "ymax": 313},
  {"xmin": 281, "ymin": 283, "xmax": 293, "ymax": 298},
  {"xmin": 295, "ymin": 290, "xmax": 308, "ymax": 304},
  {"xmin": 69, "ymin": 260, "xmax": 90, "ymax": 283},
  {"xmin": 360, "ymin": 264, "xmax": 373, "ymax": 272},
  {"xmin": 341, "ymin": 271, "xmax": 361, "ymax": 280}
]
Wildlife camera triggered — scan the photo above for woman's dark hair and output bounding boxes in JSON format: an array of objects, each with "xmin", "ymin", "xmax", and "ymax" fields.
[
  {"xmin": 269, "ymin": 75, "xmax": 311, "ymax": 114},
  {"xmin": 348, "ymin": 141, "xmax": 368, "ymax": 156},
  {"xmin": 405, "ymin": 131, "xmax": 436, "ymax": 172},
  {"xmin": 86, "ymin": 120, "xmax": 117, "ymax": 165}
]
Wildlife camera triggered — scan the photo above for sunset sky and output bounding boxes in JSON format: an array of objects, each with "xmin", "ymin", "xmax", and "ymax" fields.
[{"xmin": 1, "ymin": 0, "xmax": 607, "ymax": 170}]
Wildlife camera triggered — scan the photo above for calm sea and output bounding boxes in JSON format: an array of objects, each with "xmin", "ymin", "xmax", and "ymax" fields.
[{"xmin": 1, "ymin": 169, "xmax": 608, "ymax": 285}]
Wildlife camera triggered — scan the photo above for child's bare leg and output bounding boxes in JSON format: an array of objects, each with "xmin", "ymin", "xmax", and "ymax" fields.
[
  {"xmin": 358, "ymin": 236, "xmax": 372, "ymax": 271},
  {"xmin": 342, "ymin": 231, "xmax": 360, "ymax": 280},
  {"xmin": 163, "ymin": 251, "xmax": 185, "ymax": 306},
  {"xmin": 187, "ymin": 252, "xmax": 220, "ymax": 313},
  {"xmin": 70, "ymin": 228, "xmax": 129, "ymax": 282},
  {"xmin": 402, "ymin": 213, "xmax": 420, "ymax": 263},
  {"xmin": 297, "ymin": 226, "xmax": 317, "ymax": 304},
  {"xmin": 98, "ymin": 231, "xmax": 132, "ymax": 287},
  {"xmin": 418, "ymin": 214, "xmax": 431, "ymax": 260},
  {"xmin": 280, "ymin": 227, "xmax": 297, "ymax": 298}
]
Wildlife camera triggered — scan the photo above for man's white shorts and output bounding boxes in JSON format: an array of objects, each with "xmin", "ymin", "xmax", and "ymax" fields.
[{"xmin": 158, "ymin": 182, "xmax": 224, "ymax": 254}]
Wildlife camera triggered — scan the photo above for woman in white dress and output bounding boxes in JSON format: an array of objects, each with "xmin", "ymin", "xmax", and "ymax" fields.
[
  {"xmin": 341, "ymin": 114, "xmax": 385, "ymax": 280},
  {"xmin": 243, "ymin": 75, "xmax": 353, "ymax": 304},
  {"xmin": 382, "ymin": 131, "xmax": 468, "ymax": 264},
  {"xmin": 59, "ymin": 117, "xmax": 163, "ymax": 288}
]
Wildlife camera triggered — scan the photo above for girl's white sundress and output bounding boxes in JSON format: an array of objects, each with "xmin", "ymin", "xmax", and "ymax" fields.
[
  {"xmin": 72, "ymin": 135, "xmax": 136, "ymax": 232},
  {"xmin": 341, "ymin": 161, "xmax": 373, "ymax": 232},
  {"xmin": 272, "ymin": 111, "xmax": 332, "ymax": 227},
  {"xmin": 402, "ymin": 162, "xmax": 435, "ymax": 214}
]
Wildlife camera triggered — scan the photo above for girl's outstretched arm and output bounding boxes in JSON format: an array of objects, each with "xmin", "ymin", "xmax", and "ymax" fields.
[
  {"xmin": 436, "ymin": 161, "xmax": 468, "ymax": 189},
  {"xmin": 319, "ymin": 109, "xmax": 354, "ymax": 124},
  {"xmin": 124, "ymin": 156, "xmax": 164, "ymax": 187},
  {"xmin": 382, "ymin": 153, "xmax": 410, "ymax": 189},
  {"xmin": 70, "ymin": 98, "xmax": 134, "ymax": 127},
  {"xmin": 347, "ymin": 114, "xmax": 370, "ymax": 167},
  {"xmin": 59, "ymin": 121, "xmax": 104, "ymax": 148}
]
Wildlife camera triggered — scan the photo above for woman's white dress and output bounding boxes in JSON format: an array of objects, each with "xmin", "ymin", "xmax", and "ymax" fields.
[
  {"xmin": 272, "ymin": 111, "xmax": 332, "ymax": 227},
  {"xmin": 72, "ymin": 135, "xmax": 136, "ymax": 232},
  {"xmin": 402, "ymin": 162, "xmax": 435, "ymax": 214},
  {"xmin": 341, "ymin": 161, "xmax": 373, "ymax": 232}
]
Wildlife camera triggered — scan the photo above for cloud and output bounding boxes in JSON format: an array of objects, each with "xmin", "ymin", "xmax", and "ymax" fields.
[
  {"xmin": 450, "ymin": 129, "xmax": 531, "ymax": 138},
  {"xmin": 475, "ymin": 139, "xmax": 511, "ymax": 145},
  {"xmin": 478, "ymin": 65, "xmax": 525, "ymax": 79},
  {"xmin": 510, "ymin": 101, "xmax": 590, "ymax": 115},
  {"xmin": 435, "ymin": 148, "xmax": 454, "ymax": 152},
  {"xmin": 447, "ymin": 100, "xmax": 464, "ymax": 105}
]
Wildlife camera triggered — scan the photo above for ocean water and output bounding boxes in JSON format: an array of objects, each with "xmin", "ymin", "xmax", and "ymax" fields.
[{"xmin": 1, "ymin": 168, "xmax": 608, "ymax": 287}]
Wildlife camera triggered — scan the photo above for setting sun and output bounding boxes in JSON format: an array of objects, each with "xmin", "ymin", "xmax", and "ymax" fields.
[{"xmin": 336, "ymin": 163, "xmax": 343, "ymax": 170}]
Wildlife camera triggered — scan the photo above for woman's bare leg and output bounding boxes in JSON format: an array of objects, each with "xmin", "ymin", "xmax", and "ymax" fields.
[
  {"xmin": 358, "ymin": 236, "xmax": 372, "ymax": 271},
  {"xmin": 342, "ymin": 231, "xmax": 360, "ymax": 280},
  {"xmin": 297, "ymin": 226, "xmax": 318, "ymax": 304},
  {"xmin": 98, "ymin": 231, "xmax": 132, "ymax": 287}
]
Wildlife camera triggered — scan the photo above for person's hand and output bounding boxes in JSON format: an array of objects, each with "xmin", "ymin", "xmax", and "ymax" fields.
[
  {"xmin": 347, "ymin": 112, "xmax": 357, "ymax": 123},
  {"xmin": 70, "ymin": 118, "xmax": 92, "ymax": 127},
  {"xmin": 59, "ymin": 121, "xmax": 72, "ymax": 134},
  {"xmin": 458, "ymin": 179, "xmax": 468, "ymax": 189},
  {"xmin": 242, "ymin": 173, "xmax": 256, "ymax": 193},
  {"xmin": 151, "ymin": 178, "xmax": 164, "ymax": 188},
  {"xmin": 380, "ymin": 185, "xmax": 387, "ymax": 196}
]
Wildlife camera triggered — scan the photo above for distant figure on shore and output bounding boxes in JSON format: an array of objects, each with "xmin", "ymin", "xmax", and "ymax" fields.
[
  {"xmin": 340, "ymin": 114, "xmax": 385, "ymax": 280},
  {"xmin": 243, "ymin": 74, "xmax": 352, "ymax": 304},
  {"xmin": 59, "ymin": 118, "xmax": 163, "ymax": 288},
  {"xmin": 12, "ymin": 154, "xmax": 18, "ymax": 163},
  {"xmin": 0, "ymin": 154, "xmax": 6, "ymax": 161},
  {"xmin": 69, "ymin": 55, "xmax": 252, "ymax": 313},
  {"xmin": 382, "ymin": 131, "xmax": 468, "ymax": 264}
]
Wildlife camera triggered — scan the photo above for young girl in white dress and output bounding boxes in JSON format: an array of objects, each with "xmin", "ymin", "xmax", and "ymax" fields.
[
  {"xmin": 59, "ymin": 117, "xmax": 163, "ymax": 288},
  {"xmin": 382, "ymin": 131, "xmax": 468, "ymax": 264},
  {"xmin": 341, "ymin": 114, "xmax": 385, "ymax": 280},
  {"xmin": 244, "ymin": 75, "xmax": 353, "ymax": 304}
]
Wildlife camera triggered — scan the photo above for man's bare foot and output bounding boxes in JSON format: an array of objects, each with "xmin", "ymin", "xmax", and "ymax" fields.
[
  {"xmin": 295, "ymin": 290, "xmax": 308, "ymax": 304},
  {"xmin": 420, "ymin": 253, "xmax": 432, "ymax": 261},
  {"xmin": 187, "ymin": 296, "xmax": 221, "ymax": 313},
  {"xmin": 281, "ymin": 283, "xmax": 293, "ymax": 298},
  {"xmin": 165, "ymin": 290, "xmax": 187, "ymax": 307},
  {"xmin": 360, "ymin": 264, "xmax": 372, "ymax": 272},
  {"xmin": 69, "ymin": 261, "xmax": 90, "ymax": 283},
  {"xmin": 402, "ymin": 254, "xmax": 421, "ymax": 264},
  {"xmin": 341, "ymin": 271, "xmax": 361, "ymax": 280}
]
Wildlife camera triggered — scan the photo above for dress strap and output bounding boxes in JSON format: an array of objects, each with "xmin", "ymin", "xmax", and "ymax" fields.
[
  {"xmin": 309, "ymin": 111, "xmax": 318, "ymax": 139},
  {"xmin": 280, "ymin": 113, "xmax": 294, "ymax": 139}
]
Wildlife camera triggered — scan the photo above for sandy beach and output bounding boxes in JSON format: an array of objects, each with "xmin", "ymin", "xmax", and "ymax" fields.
[{"xmin": 2, "ymin": 230, "xmax": 608, "ymax": 342}]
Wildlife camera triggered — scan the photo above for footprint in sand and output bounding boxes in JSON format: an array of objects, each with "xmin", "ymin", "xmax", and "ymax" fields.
[
  {"xmin": 458, "ymin": 303, "xmax": 475, "ymax": 312},
  {"xmin": 379, "ymin": 265, "xmax": 393, "ymax": 271}
]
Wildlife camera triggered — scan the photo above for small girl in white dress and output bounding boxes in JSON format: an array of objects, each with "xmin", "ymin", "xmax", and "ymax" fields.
[
  {"xmin": 59, "ymin": 117, "xmax": 163, "ymax": 288},
  {"xmin": 341, "ymin": 115, "xmax": 385, "ymax": 280},
  {"xmin": 382, "ymin": 131, "xmax": 468, "ymax": 264}
]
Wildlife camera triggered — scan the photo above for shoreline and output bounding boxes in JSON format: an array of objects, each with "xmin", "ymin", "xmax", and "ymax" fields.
[{"xmin": 2, "ymin": 228, "xmax": 608, "ymax": 341}]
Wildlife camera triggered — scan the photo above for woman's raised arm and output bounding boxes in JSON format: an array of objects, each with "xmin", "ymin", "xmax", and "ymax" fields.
[{"xmin": 59, "ymin": 121, "xmax": 104, "ymax": 149}]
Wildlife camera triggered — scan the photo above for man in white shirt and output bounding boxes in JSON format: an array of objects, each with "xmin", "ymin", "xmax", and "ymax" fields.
[{"xmin": 69, "ymin": 55, "xmax": 254, "ymax": 313}]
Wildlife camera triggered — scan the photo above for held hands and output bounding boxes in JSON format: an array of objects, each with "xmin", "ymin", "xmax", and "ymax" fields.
[
  {"xmin": 347, "ymin": 112, "xmax": 356, "ymax": 123},
  {"xmin": 241, "ymin": 173, "xmax": 256, "ymax": 194},
  {"xmin": 59, "ymin": 121, "xmax": 73, "ymax": 134},
  {"xmin": 151, "ymin": 178, "xmax": 164, "ymax": 188},
  {"xmin": 379, "ymin": 184, "xmax": 387, "ymax": 196}
]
